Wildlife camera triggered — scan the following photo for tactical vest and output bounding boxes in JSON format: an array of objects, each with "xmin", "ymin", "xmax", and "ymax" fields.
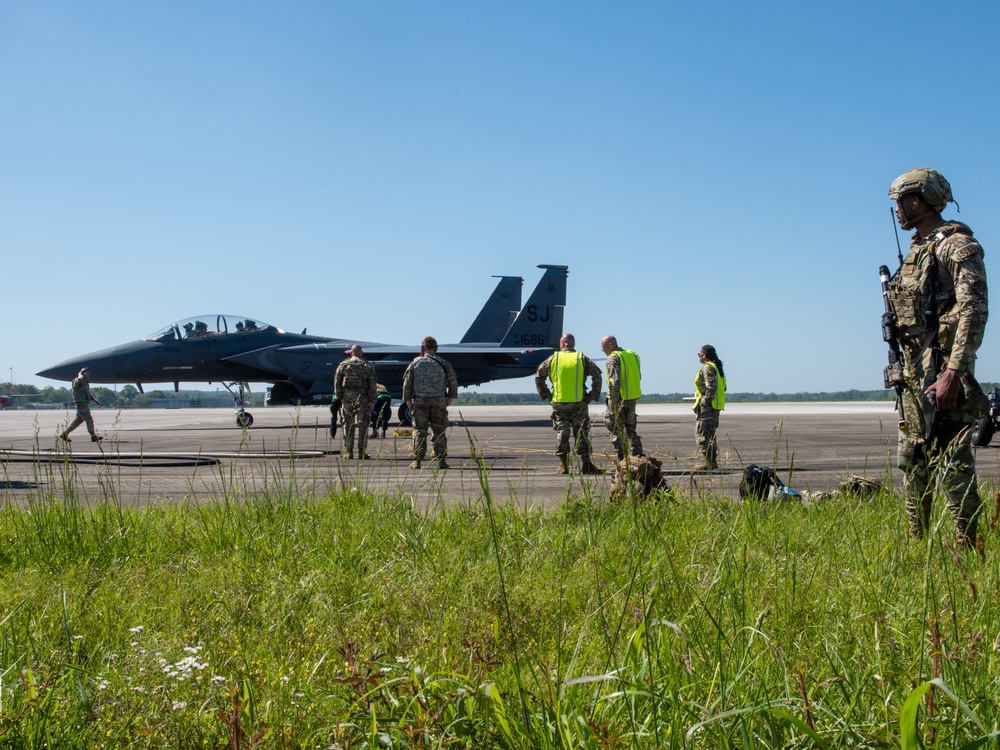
[
  {"xmin": 339, "ymin": 357, "xmax": 368, "ymax": 390},
  {"xmin": 885, "ymin": 222, "xmax": 973, "ymax": 347},
  {"xmin": 608, "ymin": 349, "xmax": 641, "ymax": 400},
  {"xmin": 551, "ymin": 351, "xmax": 585, "ymax": 403},
  {"xmin": 411, "ymin": 355, "xmax": 448, "ymax": 399},
  {"xmin": 695, "ymin": 361, "xmax": 726, "ymax": 410}
]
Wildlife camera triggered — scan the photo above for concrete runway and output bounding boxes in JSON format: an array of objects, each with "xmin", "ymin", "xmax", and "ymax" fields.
[{"xmin": 3, "ymin": 403, "xmax": 1000, "ymax": 507}]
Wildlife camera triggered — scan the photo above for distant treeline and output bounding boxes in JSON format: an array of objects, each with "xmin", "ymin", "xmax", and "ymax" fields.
[
  {"xmin": 8, "ymin": 383, "xmax": 999, "ymax": 409},
  {"xmin": 455, "ymin": 385, "xmax": 1000, "ymax": 404},
  {"xmin": 2, "ymin": 384, "xmax": 265, "ymax": 409},
  {"xmin": 455, "ymin": 389, "xmax": 911, "ymax": 405}
]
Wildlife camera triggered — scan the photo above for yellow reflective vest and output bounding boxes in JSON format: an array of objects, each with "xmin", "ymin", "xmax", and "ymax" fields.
[
  {"xmin": 608, "ymin": 349, "xmax": 641, "ymax": 400},
  {"xmin": 695, "ymin": 361, "xmax": 726, "ymax": 410},
  {"xmin": 551, "ymin": 351, "xmax": 586, "ymax": 403}
]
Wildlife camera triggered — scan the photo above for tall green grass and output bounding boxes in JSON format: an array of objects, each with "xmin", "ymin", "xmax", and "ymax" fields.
[{"xmin": 0, "ymin": 439, "xmax": 998, "ymax": 748}]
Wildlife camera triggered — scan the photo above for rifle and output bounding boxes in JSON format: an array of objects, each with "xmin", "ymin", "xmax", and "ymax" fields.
[{"xmin": 879, "ymin": 265, "xmax": 907, "ymax": 432}]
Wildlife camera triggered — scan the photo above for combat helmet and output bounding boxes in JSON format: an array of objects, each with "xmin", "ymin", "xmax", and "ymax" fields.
[{"xmin": 888, "ymin": 168, "xmax": 953, "ymax": 212}]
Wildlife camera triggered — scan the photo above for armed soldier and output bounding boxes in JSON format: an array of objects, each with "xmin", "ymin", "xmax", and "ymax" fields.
[
  {"xmin": 60, "ymin": 367, "xmax": 103, "ymax": 443},
  {"xmin": 885, "ymin": 168, "xmax": 989, "ymax": 550},
  {"xmin": 535, "ymin": 334, "xmax": 604, "ymax": 475},
  {"xmin": 403, "ymin": 336, "xmax": 458, "ymax": 470},
  {"xmin": 600, "ymin": 335, "xmax": 644, "ymax": 460},
  {"xmin": 334, "ymin": 344, "xmax": 378, "ymax": 459}
]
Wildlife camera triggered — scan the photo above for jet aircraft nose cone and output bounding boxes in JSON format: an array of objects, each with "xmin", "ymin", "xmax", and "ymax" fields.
[
  {"xmin": 37, "ymin": 363, "xmax": 81, "ymax": 381},
  {"xmin": 36, "ymin": 344, "xmax": 122, "ymax": 383}
]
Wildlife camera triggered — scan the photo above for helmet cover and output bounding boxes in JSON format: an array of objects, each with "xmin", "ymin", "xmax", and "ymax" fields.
[{"xmin": 888, "ymin": 167, "xmax": 953, "ymax": 212}]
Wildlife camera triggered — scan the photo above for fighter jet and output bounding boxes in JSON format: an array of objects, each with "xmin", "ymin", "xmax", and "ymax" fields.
[{"xmin": 38, "ymin": 265, "xmax": 567, "ymax": 426}]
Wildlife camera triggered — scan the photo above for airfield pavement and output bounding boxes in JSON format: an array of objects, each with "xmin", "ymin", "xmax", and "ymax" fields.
[{"xmin": 4, "ymin": 403, "xmax": 1000, "ymax": 508}]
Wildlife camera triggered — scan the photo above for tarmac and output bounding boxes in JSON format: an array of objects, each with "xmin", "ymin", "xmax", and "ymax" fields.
[{"xmin": 3, "ymin": 403, "xmax": 1000, "ymax": 508}]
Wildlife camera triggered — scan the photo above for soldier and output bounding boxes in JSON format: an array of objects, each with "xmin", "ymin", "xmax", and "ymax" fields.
[
  {"xmin": 535, "ymin": 334, "xmax": 604, "ymax": 475},
  {"xmin": 60, "ymin": 367, "xmax": 102, "ymax": 443},
  {"xmin": 600, "ymin": 335, "xmax": 644, "ymax": 460},
  {"xmin": 693, "ymin": 345, "xmax": 726, "ymax": 470},
  {"xmin": 334, "ymin": 344, "xmax": 377, "ymax": 459},
  {"xmin": 886, "ymin": 168, "xmax": 988, "ymax": 550},
  {"xmin": 402, "ymin": 336, "xmax": 458, "ymax": 469}
]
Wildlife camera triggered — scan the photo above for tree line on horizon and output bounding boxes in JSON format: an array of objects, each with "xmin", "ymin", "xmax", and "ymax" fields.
[{"xmin": 9, "ymin": 382, "xmax": 999, "ymax": 409}]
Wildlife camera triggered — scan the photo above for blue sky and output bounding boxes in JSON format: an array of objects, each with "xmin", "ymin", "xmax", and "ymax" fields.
[{"xmin": 3, "ymin": 1, "xmax": 999, "ymax": 395}]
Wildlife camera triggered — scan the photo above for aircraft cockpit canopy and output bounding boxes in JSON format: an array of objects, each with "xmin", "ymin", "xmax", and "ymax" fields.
[{"xmin": 145, "ymin": 315, "xmax": 277, "ymax": 342}]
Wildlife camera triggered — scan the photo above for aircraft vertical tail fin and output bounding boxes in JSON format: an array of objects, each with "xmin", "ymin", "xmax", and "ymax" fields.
[
  {"xmin": 499, "ymin": 265, "xmax": 568, "ymax": 348},
  {"xmin": 460, "ymin": 275, "xmax": 523, "ymax": 343}
]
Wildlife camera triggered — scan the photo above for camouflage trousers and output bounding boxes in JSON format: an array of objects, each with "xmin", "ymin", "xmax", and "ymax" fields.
[
  {"xmin": 605, "ymin": 399, "xmax": 643, "ymax": 459},
  {"xmin": 695, "ymin": 407, "xmax": 720, "ymax": 464},
  {"xmin": 898, "ymin": 409, "xmax": 982, "ymax": 546},
  {"xmin": 66, "ymin": 403, "xmax": 96, "ymax": 437},
  {"xmin": 340, "ymin": 390, "xmax": 370, "ymax": 456},
  {"xmin": 412, "ymin": 398, "xmax": 449, "ymax": 461},
  {"xmin": 551, "ymin": 401, "xmax": 592, "ymax": 457}
]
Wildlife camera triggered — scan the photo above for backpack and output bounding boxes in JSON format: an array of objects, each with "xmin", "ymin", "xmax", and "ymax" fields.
[
  {"xmin": 739, "ymin": 464, "xmax": 777, "ymax": 500},
  {"xmin": 339, "ymin": 358, "xmax": 367, "ymax": 390},
  {"xmin": 739, "ymin": 464, "xmax": 803, "ymax": 502}
]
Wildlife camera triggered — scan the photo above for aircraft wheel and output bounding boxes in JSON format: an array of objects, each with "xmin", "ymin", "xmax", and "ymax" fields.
[
  {"xmin": 397, "ymin": 403, "xmax": 413, "ymax": 426},
  {"xmin": 971, "ymin": 417, "xmax": 994, "ymax": 447},
  {"xmin": 237, "ymin": 412, "xmax": 254, "ymax": 428}
]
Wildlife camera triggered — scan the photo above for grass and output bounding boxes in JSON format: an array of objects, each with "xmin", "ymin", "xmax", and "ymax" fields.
[{"xmin": 1, "ymin": 434, "xmax": 999, "ymax": 748}]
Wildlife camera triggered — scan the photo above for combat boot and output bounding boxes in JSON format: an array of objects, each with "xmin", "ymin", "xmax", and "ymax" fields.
[
  {"xmin": 556, "ymin": 454, "xmax": 568, "ymax": 474},
  {"xmin": 581, "ymin": 455, "xmax": 605, "ymax": 475},
  {"xmin": 91, "ymin": 434, "xmax": 103, "ymax": 443}
]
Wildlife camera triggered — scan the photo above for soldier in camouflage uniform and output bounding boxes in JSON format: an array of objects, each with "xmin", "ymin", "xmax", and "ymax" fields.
[
  {"xmin": 600, "ymin": 335, "xmax": 644, "ymax": 460},
  {"xmin": 535, "ymin": 334, "xmax": 604, "ymax": 475},
  {"xmin": 334, "ymin": 344, "xmax": 378, "ymax": 459},
  {"xmin": 886, "ymin": 168, "xmax": 988, "ymax": 550},
  {"xmin": 402, "ymin": 336, "xmax": 458, "ymax": 470},
  {"xmin": 60, "ymin": 367, "xmax": 102, "ymax": 443},
  {"xmin": 693, "ymin": 345, "xmax": 726, "ymax": 470}
]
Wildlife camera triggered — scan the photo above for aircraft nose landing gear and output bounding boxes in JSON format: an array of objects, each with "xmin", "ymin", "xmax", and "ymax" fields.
[{"xmin": 223, "ymin": 381, "xmax": 254, "ymax": 427}]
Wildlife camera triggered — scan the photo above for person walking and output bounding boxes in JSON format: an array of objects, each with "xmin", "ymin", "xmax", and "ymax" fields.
[
  {"xmin": 886, "ymin": 167, "xmax": 988, "ymax": 550},
  {"xmin": 600, "ymin": 335, "xmax": 644, "ymax": 460},
  {"xmin": 60, "ymin": 367, "xmax": 102, "ymax": 443},
  {"xmin": 334, "ymin": 344, "xmax": 377, "ymax": 459},
  {"xmin": 402, "ymin": 336, "xmax": 458, "ymax": 469},
  {"xmin": 535, "ymin": 334, "xmax": 604, "ymax": 475},
  {"xmin": 694, "ymin": 345, "xmax": 726, "ymax": 470}
]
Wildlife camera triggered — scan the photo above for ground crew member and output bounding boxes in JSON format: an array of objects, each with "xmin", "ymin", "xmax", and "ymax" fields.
[
  {"xmin": 402, "ymin": 336, "xmax": 458, "ymax": 469},
  {"xmin": 694, "ymin": 345, "xmax": 726, "ymax": 470},
  {"xmin": 600, "ymin": 335, "xmax": 644, "ymax": 460},
  {"xmin": 334, "ymin": 344, "xmax": 377, "ymax": 459},
  {"xmin": 886, "ymin": 167, "xmax": 988, "ymax": 550},
  {"xmin": 535, "ymin": 333, "xmax": 604, "ymax": 475},
  {"xmin": 60, "ymin": 367, "xmax": 102, "ymax": 443},
  {"xmin": 371, "ymin": 384, "xmax": 392, "ymax": 439}
]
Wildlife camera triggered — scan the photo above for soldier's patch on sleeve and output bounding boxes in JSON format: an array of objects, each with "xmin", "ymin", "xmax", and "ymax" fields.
[{"xmin": 950, "ymin": 239, "xmax": 981, "ymax": 262}]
